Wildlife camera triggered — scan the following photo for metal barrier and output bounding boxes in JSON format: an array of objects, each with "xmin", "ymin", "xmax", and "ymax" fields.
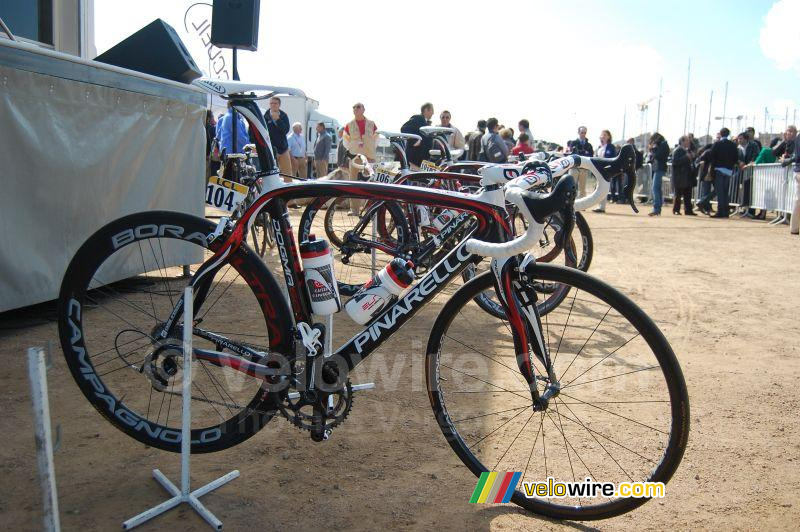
[
  {"xmin": 610, "ymin": 159, "xmax": 794, "ymax": 217},
  {"xmin": 751, "ymin": 164, "xmax": 793, "ymax": 213},
  {"xmin": 635, "ymin": 164, "xmax": 677, "ymax": 204}
]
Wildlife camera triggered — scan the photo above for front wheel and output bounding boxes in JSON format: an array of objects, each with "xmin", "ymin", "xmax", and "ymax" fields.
[{"xmin": 426, "ymin": 267, "xmax": 689, "ymax": 520}]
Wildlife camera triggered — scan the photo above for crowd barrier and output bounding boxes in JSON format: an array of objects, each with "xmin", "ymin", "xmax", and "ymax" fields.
[
  {"xmin": 633, "ymin": 162, "xmax": 795, "ymax": 214},
  {"xmin": 750, "ymin": 163, "xmax": 796, "ymax": 214}
]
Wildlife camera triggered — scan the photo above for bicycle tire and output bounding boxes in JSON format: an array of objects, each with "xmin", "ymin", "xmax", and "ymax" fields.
[
  {"xmin": 249, "ymin": 211, "xmax": 272, "ymax": 257},
  {"xmin": 426, "ymin": 267, "xmax": 689, "ymax": 520},
  {"xmin": 58, "ymin": 211, "xmax": 294, "ymax": 453}
]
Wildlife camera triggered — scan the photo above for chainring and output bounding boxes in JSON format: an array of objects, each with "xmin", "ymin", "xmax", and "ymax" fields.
[{"xmin": 276, "ymin": 362, "xmax": 353, "ymax": 434}]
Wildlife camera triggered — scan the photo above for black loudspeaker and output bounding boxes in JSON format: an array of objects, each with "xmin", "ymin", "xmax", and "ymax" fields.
[
  {"xmin": 94, "ymin": 19, "xmax": 202, "ymax": 84},
  {"xmin": 211, "ymin": 0, "xmax": 260, "ymax": 51}
]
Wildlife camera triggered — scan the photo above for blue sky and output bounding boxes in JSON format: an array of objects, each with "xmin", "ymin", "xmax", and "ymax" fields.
[{"xmin": 95, "ymin": 0, "xmax": 799, "ymax": 145}]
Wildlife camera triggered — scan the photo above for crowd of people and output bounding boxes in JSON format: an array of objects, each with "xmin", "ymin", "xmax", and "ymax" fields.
[
  {"xmin": 566, "ymin": 124, "xmax": 798, "ymax": 232},
  {"xmin": 205, "ymin": 100, "xmax": 800, "ymax": 235}
]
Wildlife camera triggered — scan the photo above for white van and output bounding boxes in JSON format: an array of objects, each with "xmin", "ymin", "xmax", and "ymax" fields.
[
  {"xmin": 276, "ymin": 94, "xmax": 340, "ymax": 171},
  {"xmin": 201, "ymin": 79, "xmax": 340, "ymax": 174}
]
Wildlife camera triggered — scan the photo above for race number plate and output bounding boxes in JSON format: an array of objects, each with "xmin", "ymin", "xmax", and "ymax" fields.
[
  {"xmin": 205, "ymin": 176, "xmax": 248, "ymax": 212},
  {"xmin": 420, "ymin": 160, "xmax": 444, "ymax": 172},
  {"xmin": 371, "ymin": 163, "xmax": 400, "ymax": 183}
]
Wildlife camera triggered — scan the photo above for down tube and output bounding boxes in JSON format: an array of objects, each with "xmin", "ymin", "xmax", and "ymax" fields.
[{"xmin": 335, "ymin": 238, "xmax": 480, "ymax": 370}]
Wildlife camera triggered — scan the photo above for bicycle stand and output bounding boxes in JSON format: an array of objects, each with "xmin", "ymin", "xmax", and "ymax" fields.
[{"xmin": 123, "ymin": 286, "xmax": 239, "ymax": 530}]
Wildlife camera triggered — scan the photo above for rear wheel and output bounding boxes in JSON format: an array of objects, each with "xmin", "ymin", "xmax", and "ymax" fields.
[
  {"xmin": 249, "ymin": 211, "xmax": 274, "ymax": 257},
  {"xmin": 58, "ymin": 211, "xmax": 293, "ymax": 453},
  {"xmin": 426, "ymin": 268, "xmax": 689, "ymax": 520}
]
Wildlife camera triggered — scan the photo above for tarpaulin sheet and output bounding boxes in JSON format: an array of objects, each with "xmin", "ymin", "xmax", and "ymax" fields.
[{"xmin": 0, "ymin": 40, "xmax": 206, "ymax": 312}]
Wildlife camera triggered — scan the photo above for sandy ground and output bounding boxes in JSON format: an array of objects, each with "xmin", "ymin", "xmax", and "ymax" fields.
[{"xmin": 1, "ymin": 203, "xmax": 799, "ymax": 531}]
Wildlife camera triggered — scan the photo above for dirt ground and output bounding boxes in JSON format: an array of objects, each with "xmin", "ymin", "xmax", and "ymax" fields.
[{"xmin": 1, "ymin": 203, "xmax": 799, "ymax": 531}]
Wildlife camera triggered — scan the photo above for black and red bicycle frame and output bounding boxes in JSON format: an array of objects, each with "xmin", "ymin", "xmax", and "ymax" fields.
[{"xmin": 156, "ymin": 94, "xmax": 546, "ymax": 402}]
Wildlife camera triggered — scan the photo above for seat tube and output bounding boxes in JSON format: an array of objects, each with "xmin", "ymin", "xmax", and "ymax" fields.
[{"xmin": 268, "ymin": 199, "xmax": 312, "ymax": 324}]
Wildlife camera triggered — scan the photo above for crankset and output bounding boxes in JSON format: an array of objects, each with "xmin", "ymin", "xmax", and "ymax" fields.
[{"xmin": 276, "ymin": 361, "xmax": 354, "ymax": 441}]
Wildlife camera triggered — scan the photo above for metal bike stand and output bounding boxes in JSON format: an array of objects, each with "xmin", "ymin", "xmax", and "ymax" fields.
[
  {"xmin": 123, "ymin": 286, "xmax": 239, "ymax": 530},
  {"xmin": 27, "ymin": 345, "xmax": 61, "ymax": 532}
]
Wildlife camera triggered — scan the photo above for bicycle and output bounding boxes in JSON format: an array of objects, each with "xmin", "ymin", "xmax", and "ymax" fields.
[{"xmin": 58, "ymin": 79, "xmax": 688, "ymax": 521}]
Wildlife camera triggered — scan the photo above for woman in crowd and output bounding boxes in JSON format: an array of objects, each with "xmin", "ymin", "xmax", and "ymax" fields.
[
  {"xmin": 592, "ymin": 130, "xmax": 617, "ymax": 213},
  {"xmin": 500, "ymin": 128, "xmax": 515, "ymax": 151},
  {"xmin": 754, "ymin": 137, "xmax": 781, "ymax": 164}
]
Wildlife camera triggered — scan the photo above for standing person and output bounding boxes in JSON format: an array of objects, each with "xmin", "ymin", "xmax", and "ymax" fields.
[
  {"xmin": 518, "ymin": 119, "xmax": 534, "ymax": 143},
  {"xmin": 313, "ymin": 123, "xmax": 331, "ymax": 178},
  {"xmin": 567, "ymin": 126, "xmax": 593, "ymax": 196},
  {"xmin": 737, "ymin": 131, "xmax": 760, "ymax": 217},
  {"xmin": 627, "ymin": 137, "xmax": 644, "ymax": 169},
  {"xmin": 481, "ymin": 117, "xmax": 510, "ymax": 163},
  {"xmin": 671, "ymin": 136, "xmax": 696, "ymax": 215},
  {"xmin": 706, "ymin": 127, "xmax": 738, "ymax": 218},
  {"xmin": 773, "ymin": 125, "xmax": 797, "ymax": 159},
  {"xmin": 648, "ymin": 132, "xmax": 669, "ymax": 216},
  {"xmin": 264, "ymin": 96, "xmax": 292, "ymax": 181},
  {"xmin": 401, "ymin": 102, "xmax": 434, "ymax": 169},
  {"xmin": 287, "ymin": 122, "xmax": 307, "ymax": 179},
  {"xmin": 687, "ymin": 133, "xmax": 700, "ymax": 152},
  {"xmin": 511, "ymin": 133, "xmax": 534, "ymax": 156},
  {"xmin": 500, "ymin": 128, "xmax": 515, "ymax": 152},
  {"xmin": 336, "ymin": 127, "xmax": 348, "ymax": 174},
  {"xmin": 465, "ymin": 119, "xmax": 487, "ymax": 161},
  {"xmin": 746, "ymin": 127, "xmax": 762, "ymax": 151},
  {"xmin": 438, "ymin": 110, "xmax": 466, "ymax": 152},
  {"xmin": 343, "ymin": 102, "xmax": 378, "ymax": 214},
  {"xmin": 567, "ymin": 126, "xmax": 594, "ymax": 156},
  {"xmin": 754, "ymin": 137, "xmax": 780, "ymax": 164},
  {"xmin": 216, "ymin": 101, "xmax": 248, "ymax": 156},
  {"xmin": 592, "ymin": 130, "xmax": 618, "ymax": 213},
  {"xmin": 695, "ymin": 143, "xmax": 717, "ymax": 215},
  {"xmin": 205, "ymin": 110, "xmax": 220, "ymax": 177}
]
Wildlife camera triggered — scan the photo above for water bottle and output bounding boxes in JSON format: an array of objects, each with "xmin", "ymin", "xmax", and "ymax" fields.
[
  {"xmin": 416, "ymin": 205, "xmax": 432, "ymax": 227},
  {"xmin": 431, "ymin": 209, "xmax": 458, "ymax": 231},
  {"xmin": 300, "ymin": 235, "xmax": 341, "ymax": 315},
  {"xmin": 345, "ymin": 258, "xmax": 415, "ymax": 325}
]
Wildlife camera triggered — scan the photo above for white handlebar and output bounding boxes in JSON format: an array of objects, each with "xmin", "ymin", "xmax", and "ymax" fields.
[
  {"xmin": 465, "ymin": 186, "xmax": 545, "ymax": 258},
  {"xmin": 574, "ymin": 177, "xmax": 610, "ymax": 211}
]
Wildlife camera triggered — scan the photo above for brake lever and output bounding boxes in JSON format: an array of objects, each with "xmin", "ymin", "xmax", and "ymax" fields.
[
  {"xmin": 555, "ymin": 203, "xmax": 577, "ymax": 266},
  {"xmin": 623, "ymin": 168, "xmax": 639, "ymax": 214}
]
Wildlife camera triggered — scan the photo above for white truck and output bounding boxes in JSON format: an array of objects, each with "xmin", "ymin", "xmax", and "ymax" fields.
[{"xmin": 274, "ymin": 95, "xmax": 340, "ymax": 171}]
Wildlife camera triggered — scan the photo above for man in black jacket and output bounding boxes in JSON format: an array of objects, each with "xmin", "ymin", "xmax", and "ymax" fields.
[
  {"xmin": 401, "ymin": 102, "xmax": 434, "ymax": 168},
  {"xmin": 671, "ymin": 136, "xmax": 696, "ymax": 215},
  {"xmin": 567, "ymin": 127, "xmax": 593, "ymax": 197},
  {"xmin": 567, "ymin": 126, "xmax": 593, "ymax": 156},
  {"xmin": 707, "ymin": 128, "xmax": 739, "ymax": 218}
]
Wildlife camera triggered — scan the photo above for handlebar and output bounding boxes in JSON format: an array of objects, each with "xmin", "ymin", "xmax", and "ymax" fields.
[
  {"xmin": 378, "ymin": 130, "xmax": 422, "ymax": 143},
  {"xmin": 348, "ymin": 154, "xmax": 375, "ymax": 178},
  {"xmin": 465, "ymin": 175, "xmax": 577, "ymax": 258},
  {"xmin": 466, "ymin": 146, "xmax": 637, "ymax": 258}
]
